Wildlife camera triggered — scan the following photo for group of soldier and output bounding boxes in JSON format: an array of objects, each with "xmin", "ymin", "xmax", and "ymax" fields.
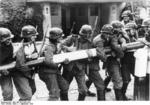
[{"xmin": 0, "ymin": 9, "xmax": 150, "ymax": 101}]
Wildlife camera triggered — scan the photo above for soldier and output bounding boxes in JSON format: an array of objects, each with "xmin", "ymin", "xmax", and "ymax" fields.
[
  {"xmin": 121, "ymin": 22, "xmax": 138, "ymax": 100},
  {"xmin": 121, "ymin": 10, "xmax": 133, "ymax": 25},
  {"xmin": 80, "ymin": 25, "xmax": 106, "ymax": 100},
  {"xmin": 108, "ymin": 21, "xmax": 127, "ymax": 100},
  {"xmin": 62, "ymin": 24, "xmax": 106, "ymax": 100},
  {"xmin": 13, "ymin": 25, "xmax": 38, "ymax": 101},
  {"xmin": 61, "ymin": 33, "xmax": 88, "ymax": 101},
  {"xmin": 124, "ymin": 22, "xmax": 138, "ymax": 42},
  {"xmin": 0, "ymin": 28, "xmax": 14, "ymax": 101},
  {"xmin": 38, "ymin": 27, "xmax": 69, "ymax": 101}
]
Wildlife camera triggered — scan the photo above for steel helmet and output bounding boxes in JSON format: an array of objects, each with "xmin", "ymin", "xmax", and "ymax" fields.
[
  {"xmin": 101, "ymin": 24, "xmax": 113, "ymax": 34},
  {"xmin": 0, "ymin": 27, "xmax": 14, "ymax": 42},
  {"xmin": 122, "ymin": 10, "xmax": 131, "ymax": 18},
  {"xmin": 142, "ymin": 18, "xmax": 150, "ymax": 27},
  {"xmin": 79, "ymin": 24, "xmax": 92, "ymax": 36},
  {"xmin": 111, "ymin": 21, "xmax": 124, "ymax": 29},
  {"xmin": 125, "ymin": 22, "xmax": 137, "ymax": 30},
  {"xmin": 21, "ymin": 25, "xmax": 38, "ymax": 38},
  {"xmin": 49, "ymin": 27, "xmax": 63, "ymax": 40}
]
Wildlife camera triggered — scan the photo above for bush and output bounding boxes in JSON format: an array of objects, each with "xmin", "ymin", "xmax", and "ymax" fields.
[{"xmin": 0, "ymin": 0, "xmax": 43, "ymax": 42}]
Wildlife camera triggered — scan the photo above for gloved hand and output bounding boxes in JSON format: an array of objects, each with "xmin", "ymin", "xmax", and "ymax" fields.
[{"xmin": 63, "ymin": 58, "xmax": 70, "ymax": 64}]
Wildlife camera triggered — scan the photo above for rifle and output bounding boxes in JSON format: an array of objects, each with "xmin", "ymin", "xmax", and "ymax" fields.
[
  {"xmin": 70, "ymin": 22, "xmax": 75, "ymax": 35},
  {"xmin": 130, "ymin": 1, "xmax": 136, "ymax": 22},
  {"xmin": 91, "ymin": 16, "xmax": 99, "ymax": 41},
  {"xmin": 38, "ymin": 25, "xmax": 49, "ymax": 57}
]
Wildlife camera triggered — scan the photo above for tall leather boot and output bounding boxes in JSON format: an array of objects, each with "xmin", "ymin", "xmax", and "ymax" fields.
[
  {"xmin": 48, "ymin": 96, "xmax": 59, "ymax": 101},
  {"xmin": 114, "ymin": 89, "xmax": 124, "ymax": 100},
  {"xmin": 86, "ymin": 80, "xmax": 96, "ymax": 97},
  {"xmin": 104, "ymin": 76, "xmax": 111, "ymax": 92},
  {"xmin": 97, "ymin": 90, "xmax": 105, "ymax": 100},
  {"xmin": 60, "ymin": 92, "xmax": 68, "ymax": 101},
  {"xmin": 78, "ymin": 93, "xmax": 86, "ymax": 101},
  {"xmin": 122, "ymin": 82, "xmax": 130, "ymax": 100}
]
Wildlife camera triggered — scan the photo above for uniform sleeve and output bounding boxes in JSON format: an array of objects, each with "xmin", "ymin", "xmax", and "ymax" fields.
[
  {"xmin": 110, "ymin": 36, "xmax": 124, "ymax": 58},
  {"xmin": 61, "ymin": 35, "xmax": 76, "ymax": 52},
  {"xmin": 44, "ymin": 46, "xmax": 58, "ymax": 69},
  {"xmin": 15, "ymin": 47, "xmax": 29, "ymax": 70},
  {"xmin": 119, "ymin": 37, "xmax": 127, "ymax": 45},
  {"xmin": 93, "ymin": 36, "xmax": 107, "ymax": 62},
  {"xmin": 61, "ymin": 35, "xmax": 74, "ymax": 46}
]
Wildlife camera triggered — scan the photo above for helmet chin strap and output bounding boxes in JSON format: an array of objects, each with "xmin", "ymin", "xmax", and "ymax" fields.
[{"xmin": 23, "ymin": 37, "xmax": 33, "ymax": 43}]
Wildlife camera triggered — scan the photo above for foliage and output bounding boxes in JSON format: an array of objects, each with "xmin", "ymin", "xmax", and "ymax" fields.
[
  {"xmin": 0, "ymin": 0, "xmax": 26, "ymax": 41},
  {"xmin": 0, "ymin": 0, "xmax": 44, "ymax": 42},
  {"xmin": 25, "ymin": 3, "xmax": 44, "ymax": 41}
]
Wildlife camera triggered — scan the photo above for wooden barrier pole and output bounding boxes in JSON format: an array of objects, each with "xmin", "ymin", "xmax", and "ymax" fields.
[{"xmin": 0, "ymin": 41, "xmax": 146, "ymax": 71}]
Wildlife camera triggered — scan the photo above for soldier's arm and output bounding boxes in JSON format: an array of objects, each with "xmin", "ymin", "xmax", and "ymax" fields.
[
  {"xmin": 110, "ymin": 36, "xmax": 124, "ymax": 58},
  {"xmin": 61, "ymin": 35, "xmax": 76, "ymax": 52},
  {"xmin": 44, "ymin": 46, "xmax": 58, "ymax": 69},
  {"xmin": 93, "ymin": 36, "xmax": 107, "ymax": 62},
  {"xmin": 61, "ymin": 35, "xmax": 74, "ymax": 46},
  {"xmin": 119, "ymin": 37, "xmax": 127, "ymax": 46}
]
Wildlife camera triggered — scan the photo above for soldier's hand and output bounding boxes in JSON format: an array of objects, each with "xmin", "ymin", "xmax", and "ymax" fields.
[
  {"xmin": 30, "ymin": 53, "xmax": 38, "ymax": 59},
  {"xmin": 61, "ymin": 45, "xmax": 67, "ymax": 50},
  {"xmin": 57, "ymin": 43, "xmax": 63, "ymax": 53},
  {"xmin": 111, "ymin": 51, "xmax": 116, "ymax": 57},
  {"xmin": 63, "ymin": 58, "xmax": 70, "ymax": 64},
  {"xmin": 121, "ymin": 44, "xmax": 127, "ymax": 51},
  {"xmin": 86, "ymin": 49, "xmax": 93, "ymax": 58},
  {"xmin": 1, "ymin": 70, "xmax": 9, "ymax": 76}
]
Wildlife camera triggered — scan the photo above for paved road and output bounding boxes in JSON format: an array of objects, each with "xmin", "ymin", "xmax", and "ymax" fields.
[{"xmin": 0, "ymin": 69, "xmax": 134, "ymax": 101}]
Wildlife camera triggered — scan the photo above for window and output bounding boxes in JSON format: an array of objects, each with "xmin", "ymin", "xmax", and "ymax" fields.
[
  {"xmin": 90, "ymin": 6, "xmax": 98, "ymax": 16},
  {"xmin": 51, "ymin": 5, "xmax": 59, "ymax": 16},
  {"xmin": 78, "ymin": 7, "xmax": 86, "ymax": 16}
]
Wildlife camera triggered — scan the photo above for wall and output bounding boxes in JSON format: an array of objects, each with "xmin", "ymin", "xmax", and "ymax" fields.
[
  {"xmin": 88, "ymin": 4, "xmax": 100, "ymax": 29},
  {"xmin": 51, "ymin": 3, "xmax": 62, "ymax": 28},
  {"xmin": 42, "ymin": 3, "xmax": 51, "ymax": 37}
]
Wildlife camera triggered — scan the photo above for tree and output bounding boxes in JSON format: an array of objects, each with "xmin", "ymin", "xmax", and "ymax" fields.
[
  {"xmin": 0, "ymin": 0, "xmax": 26, "ymax": 41},
  {"xmin": 0, "ymin": 0, "xmax": 43, "ymax": 42}
]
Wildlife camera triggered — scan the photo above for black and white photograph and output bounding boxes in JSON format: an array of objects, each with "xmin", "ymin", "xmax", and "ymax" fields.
[{"xmin": 0, "ymin": 0, "xmax": 149, "ymax": 104}]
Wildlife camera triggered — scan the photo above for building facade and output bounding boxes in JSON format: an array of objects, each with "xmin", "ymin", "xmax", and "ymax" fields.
[
  {"xmin": 0, "ymin": 0, "xmax": 138, "ymax": 37},
  {"xmin": 26, "ymin": 0, "xmax": 131, "ymax": 36}
]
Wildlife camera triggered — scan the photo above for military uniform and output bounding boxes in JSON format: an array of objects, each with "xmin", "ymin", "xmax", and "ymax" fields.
[
  {"xmin": 121, "ymin": 22, "xmax": 138, "ymax": 100},
  {"xmin": 121, "ymin": 10, "xmax": 134, "ymax": 25},
  {"xmin": 13, "ymin": 25, "xmax": 38, "ymax": 101},
  {"xmin": 61, "ymin": 34, "xmax": 88, "ymax": 100},
  {"xmin": 107, "ymin": 21, "xmax": 126, "ymax": 100},
  {"xmin": 0, "ymin": 28, "xmax": 14, "ymax": 101},
  {"xmin": 38, "ymin": 27, "xmax": 69, "ymax": 100},
  {"xmin": 62, "ymin": 25, "xmax": 106, "ymax": 100}
]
